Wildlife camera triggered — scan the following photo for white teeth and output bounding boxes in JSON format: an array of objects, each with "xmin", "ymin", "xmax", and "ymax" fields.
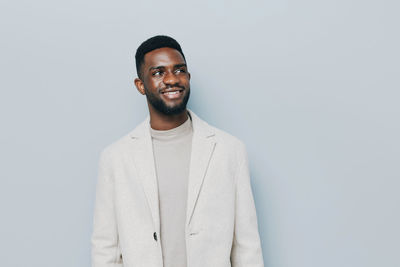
[{"xmin": 165, "ymin": 91, "xmax": 179, "ymax": 95}]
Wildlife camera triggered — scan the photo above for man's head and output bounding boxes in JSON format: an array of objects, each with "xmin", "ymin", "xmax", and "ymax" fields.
[{"xmin": 134, "ymin": 35, "xmax": 190, "ymax": 115}]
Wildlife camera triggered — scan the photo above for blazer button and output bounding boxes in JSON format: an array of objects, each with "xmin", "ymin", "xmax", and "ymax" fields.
[{"xmin": 153, "ymin": 232, "xmax": 158, "ymax": 241}]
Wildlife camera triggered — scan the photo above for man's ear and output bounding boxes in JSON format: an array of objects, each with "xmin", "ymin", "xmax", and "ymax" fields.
[
  {"xmin": 188, "ymin": 72, "xmax": 191, "ymax": 80},
  {"xmin": 134, "ymin": 78, "xmax": 146, "ymax": 95}
]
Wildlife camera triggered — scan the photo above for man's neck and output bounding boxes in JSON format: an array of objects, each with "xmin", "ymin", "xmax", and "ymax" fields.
[{"xmin": 148, "ymin": 107, "xmax": 189, "ymax": 130}]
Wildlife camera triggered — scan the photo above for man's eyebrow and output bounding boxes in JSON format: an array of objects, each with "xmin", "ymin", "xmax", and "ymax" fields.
[
  {"xmin": 149, "ymin": 65, "xmax": 165, "ymax": 71},
  {"xmin": 148, "ymin": 63, "xmax": 187, "ymax": 71},
  {"xmin": 174, "ymin": 63, "xmax": 187, "ymax": 68}
]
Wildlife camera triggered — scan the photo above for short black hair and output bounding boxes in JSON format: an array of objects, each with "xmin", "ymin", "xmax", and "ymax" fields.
[{"xmin": 135, "ymin": 35, "xmax": 186, "ymax": 79}]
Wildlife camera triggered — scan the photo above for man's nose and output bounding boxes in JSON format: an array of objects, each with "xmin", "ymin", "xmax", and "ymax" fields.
[{"xmin": 163, "ymin": 71, "xmax": 179, "ymax": 85}]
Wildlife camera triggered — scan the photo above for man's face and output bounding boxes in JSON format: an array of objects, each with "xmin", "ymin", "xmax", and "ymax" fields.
[{"xmin": 136, "ymin": 47, "xmax": 191, "ymax": 115}]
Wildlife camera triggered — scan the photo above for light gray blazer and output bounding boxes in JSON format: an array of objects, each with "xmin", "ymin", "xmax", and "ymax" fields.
[{"xmin": 91, "ymin": 109, "xmax": 264, "ymax": 267}]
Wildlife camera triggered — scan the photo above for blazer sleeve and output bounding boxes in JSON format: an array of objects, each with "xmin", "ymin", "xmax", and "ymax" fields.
[
  {"xmin": 230, "ymin": 146, "xmax": 264, "ymax": 267},
  {"xmin": 91, "ymin": 150, "xmax": 123, "ymax": 267}
]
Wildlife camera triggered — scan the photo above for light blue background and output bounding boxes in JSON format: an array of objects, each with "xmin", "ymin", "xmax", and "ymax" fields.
[{"xmin": 1, "ymin": 0, "xmax": 399, "ymax": 266}]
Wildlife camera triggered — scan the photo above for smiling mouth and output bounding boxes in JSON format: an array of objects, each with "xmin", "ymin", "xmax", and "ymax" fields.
[
  {"xmin": 161, "ymin": 88, "xmax": 184, "ymax": 99},
  {"xmin": 161, "ymin": 89, "xmax": 184, "ymax": 95},
  {"xmin": 162, "ymin": 90, "xmax": 183, "ymax": 96}
]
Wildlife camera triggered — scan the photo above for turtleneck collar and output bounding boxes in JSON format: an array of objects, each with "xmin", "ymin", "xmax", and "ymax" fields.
[{"xmin": 150, "ymin": 114, "xmax": 192, "ymax": 141}]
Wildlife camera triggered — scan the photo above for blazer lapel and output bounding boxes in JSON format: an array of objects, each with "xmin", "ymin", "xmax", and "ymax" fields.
[
  {"xmin": 128, "ymin": 110, "xmax": 216, "ymax": 231},
  {"xmin": 129, "ymin": 118, "xmax": 161, "ymax": 234},
  {"xmin": 186, "ymin": 110, "xmax": 216, "ymax": 226}
]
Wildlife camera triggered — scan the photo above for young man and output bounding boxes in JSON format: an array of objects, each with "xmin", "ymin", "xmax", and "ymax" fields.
[{"xmin": 91, "ymin": 35, "xmax": 264, "ymax": 267}]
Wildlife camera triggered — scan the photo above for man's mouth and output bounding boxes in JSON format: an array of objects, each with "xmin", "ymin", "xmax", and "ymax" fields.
[{"xmin": 161, "ymin": 88, "xmax": 184, "ymax": 99}]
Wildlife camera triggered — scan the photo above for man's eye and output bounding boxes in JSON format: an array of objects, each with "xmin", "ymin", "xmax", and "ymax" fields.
[
  {"xmin": 152, "ymin": 71, "xmax": 162, "ymax": 76},
  {"xmin": 175, "ymin": 69, "xmax": 186, "ymax": 73}
]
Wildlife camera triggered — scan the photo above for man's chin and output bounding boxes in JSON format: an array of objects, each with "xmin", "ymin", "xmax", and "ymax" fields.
[
  {"xmin": 162, "ymin": 105, "xmax": 187, "ymax": 115},
  {"xmin": 151, "ymin": 102, "xmax": 187, "ymax": 115},
  {"xmin": 147, "ymin": 91, "xmax": 190, "ymax": 115}
]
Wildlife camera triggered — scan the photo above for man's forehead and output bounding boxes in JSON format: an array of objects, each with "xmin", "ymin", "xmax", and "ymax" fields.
[{"xmin": 144, "ymin": 47, "xmax": 185, "ymax": 67}]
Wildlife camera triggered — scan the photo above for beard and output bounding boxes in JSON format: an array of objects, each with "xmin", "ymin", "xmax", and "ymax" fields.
[{"xmin": 144, "ymin": 86, "xmax": 190, "ymax": 115}]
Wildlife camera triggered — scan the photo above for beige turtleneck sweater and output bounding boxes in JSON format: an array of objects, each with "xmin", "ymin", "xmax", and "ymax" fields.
[{"xmin": 150, "ymin": 115, "xmax": 193, "ymax": 267}]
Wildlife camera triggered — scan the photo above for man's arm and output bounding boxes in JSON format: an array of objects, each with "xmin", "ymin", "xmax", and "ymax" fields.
[
  {"xmin": 91, "ymin": 151, "xmax": 123, "ymax": 267},
  {"xmin": 230, "ymin": 146, "xmax": 264, "ymax": 267}
]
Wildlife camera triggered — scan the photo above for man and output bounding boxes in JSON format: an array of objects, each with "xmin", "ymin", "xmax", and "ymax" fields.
[{"xmin": 91, "ymin": 35, "xmax": 264, "ymax": 267}]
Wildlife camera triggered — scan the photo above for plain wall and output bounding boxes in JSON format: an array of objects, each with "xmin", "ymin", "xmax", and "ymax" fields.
[{"xmin": 0, "ymin": 0, "xmax": 399, "ymax": 266}]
